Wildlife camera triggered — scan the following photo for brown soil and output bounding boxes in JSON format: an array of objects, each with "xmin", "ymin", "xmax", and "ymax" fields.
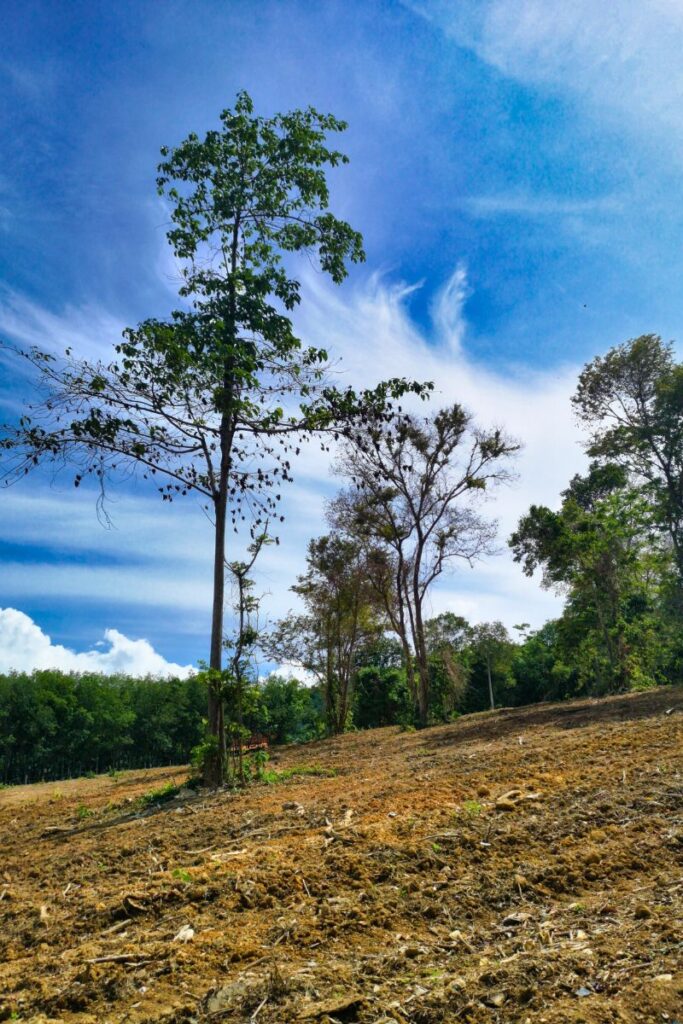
[{"xmin": 1, "ymin": 687, "xmax": 681, "ymax": 1024}]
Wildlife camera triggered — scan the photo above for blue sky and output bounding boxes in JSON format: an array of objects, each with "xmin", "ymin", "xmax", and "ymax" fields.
[{"xmin": 1, "ymin": 0, "xmax": 683, "ymax": 674}]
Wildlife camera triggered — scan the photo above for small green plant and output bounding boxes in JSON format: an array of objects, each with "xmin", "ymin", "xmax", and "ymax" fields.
[
  {"xmin": 462, "ymin": 800, "xmax": 483, "ymax": 818},
  {"xmin": 172, "ymin": 867, "xmax": 192, "ymax": 884},
  {"xmin": 190, "ymin": 734, "xmax": 219, "ymax": 784},
  {"xmin": 107, "ymin": 768, "xmax": 123, "ymax": 780},
  {"xmin": 251, "ymin": 749, "xmax": 269, "ymax": 778},
  {"xmin": 139, "ymin": 782, "xmax": 180, "ymax": 807},
  {"xmin": 76, "ymin": 803, "xmax": 93, "ymax": 820},
  {"xmin": 431, "ymin": 842, "xmax": 442, "ymax": 853}
]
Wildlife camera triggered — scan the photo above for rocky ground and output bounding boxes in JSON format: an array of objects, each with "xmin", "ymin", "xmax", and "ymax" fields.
[{"xmin": 1, "ymin": 687, "xmax": 681, "ymax": 1024}]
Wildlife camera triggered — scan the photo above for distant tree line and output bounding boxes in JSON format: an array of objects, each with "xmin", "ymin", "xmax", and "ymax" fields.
[{"xmin": 0, "ymin": 671, "xmax": 322, "ymax": 786}]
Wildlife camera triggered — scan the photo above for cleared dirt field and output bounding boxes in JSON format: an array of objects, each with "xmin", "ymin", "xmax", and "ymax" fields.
[{"xmin": 1, "ymin": 688, "xmax": 681, "ymax": 1024}]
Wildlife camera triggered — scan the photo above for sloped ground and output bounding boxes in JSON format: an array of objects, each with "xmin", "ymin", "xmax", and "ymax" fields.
[{"xmin": 0, "ymin": 688, "xmax": 681, "ymax": 1024}]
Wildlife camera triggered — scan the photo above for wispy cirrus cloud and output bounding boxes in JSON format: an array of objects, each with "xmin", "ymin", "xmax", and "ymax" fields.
[
  {"xmin": 0, "ymin": 264, "xmax": 583, "ymax": 670},
  {"xmin": 0, "ymin": 284, "xmax": 124, "ymax": 363},
  {"xmin": 406, "ymin": 1, "xmax": 683, "ymax": 152},
  {"xmin": 462, "ymin": 192, "xmax": 623, "ymax": 219}
]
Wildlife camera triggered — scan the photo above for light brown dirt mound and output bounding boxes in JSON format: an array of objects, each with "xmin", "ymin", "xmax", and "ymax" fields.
[{"xmin": 1, "ymin": 687, "xmax": 681, "ymax": 1023}]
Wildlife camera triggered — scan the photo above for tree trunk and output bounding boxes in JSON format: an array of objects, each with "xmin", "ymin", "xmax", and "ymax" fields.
[
  {"xmin": 206, "ymin": 466, "xmax": 229, "ymax": 785},
  {"xmin": 486, "ymin": 657, "xmax": 495, "ymax": 711},
  {"xmin": 412, "ymin": 557, "xmax": 429, "ymax": 728}
]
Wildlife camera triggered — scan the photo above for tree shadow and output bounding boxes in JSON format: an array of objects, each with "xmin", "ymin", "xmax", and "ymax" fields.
[{"xmin": 423, "ymin": 686, "xmax": 682, "ymax": 750}]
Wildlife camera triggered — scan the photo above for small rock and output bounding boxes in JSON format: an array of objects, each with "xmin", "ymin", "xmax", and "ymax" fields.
[
  {"xmin": 496, "ymin": 798, "xmax": 518, "ymax": 812},
  {"xmin": 575, "ymin": 987, "xmax": 592, "ymax": 998},
  {"xmin": 486, "ymin": 992, "xmax": 506, "ymax": 1008},
  {"xmin": 502, "ymin": 911, "xmax": 532, "ymax": 927},
  {"xmin": 173, "ymin": 924, "xmax": 195, "ymax": 943},
  {"xmin": 300, "ymin": 993, "xmax": 366, "ymax": 1019},
  {"xmin": 282, "ymin": 801, "xmax": 305, "ymax": 815},
  {"xmin": 654, "ymin": 974, "xmax": 673, "ymax": 983}
]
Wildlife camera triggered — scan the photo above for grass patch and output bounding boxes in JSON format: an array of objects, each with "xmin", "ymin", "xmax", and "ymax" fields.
[
  {"xmin": 76, "ymin": 803, "xmax": 94, "ymax": 820},
  {"xmin": 139, "ymin": 782, "xmax": 181, "ymax": 807}
]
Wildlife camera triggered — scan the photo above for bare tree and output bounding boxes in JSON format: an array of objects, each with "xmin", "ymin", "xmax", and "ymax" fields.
[{"xmin": 330, "ymin": 404, "xmax": 518, "ymax": 725}]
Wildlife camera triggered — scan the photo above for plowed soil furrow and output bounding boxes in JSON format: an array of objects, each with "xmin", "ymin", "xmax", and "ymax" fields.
[{"xmin": 1, "ymin": 688, "xmax": 681, "ymax": 1023}]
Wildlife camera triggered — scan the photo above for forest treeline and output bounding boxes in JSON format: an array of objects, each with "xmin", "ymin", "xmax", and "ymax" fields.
[{"xmin": 0, "ymin": 671, "xmax": 320, "ymax": 785}]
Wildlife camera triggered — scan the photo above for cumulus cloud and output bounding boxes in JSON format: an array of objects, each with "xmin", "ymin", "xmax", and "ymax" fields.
[{"xmin": 0, "ymin": 607, "xmax": 194, "ymax": 677}]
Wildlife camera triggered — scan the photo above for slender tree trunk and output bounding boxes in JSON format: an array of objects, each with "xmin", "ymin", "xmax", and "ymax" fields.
[
  {"xmin": 207, "ymin": 435, "xmax": 230, "ymax": 785},
  {"xmin": 486, "ymin": 657, "xmax": 495, "ymax": 711},
  {"xmin": 413, "ymin": 607, "xmax": 429, "ymax": 727}
]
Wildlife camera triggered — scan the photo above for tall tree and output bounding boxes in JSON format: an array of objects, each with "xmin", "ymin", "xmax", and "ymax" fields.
[
  {"xmin": 510, "ymin": 464, "xmax": 665, "ymax": 692},
  {"xmin": 0, "ymin": 92, "xmax": 428, "ymax": 781},
  {"xmin": 573, "ymin": 335, "xmax": 683, "ymax": 585},
  {"xmin": 469, "ymin": 621, "xmax": 512, "ymax": 710},
  {"xmin": 424, "ymin": 612, "xmax": 472, "ymax": 720},
  {"xmin": 268, "ymin": 534, "xmax": 380, "ymax": 734},
  {"xmin": 331, "ymin": 405, "xmax": 517, "ymax": 725}
]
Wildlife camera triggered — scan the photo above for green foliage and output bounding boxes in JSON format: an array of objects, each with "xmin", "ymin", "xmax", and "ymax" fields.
[
  {"xmin": 269, "ymin": 534, "xmax": 382, "ymax": 736},
  {"xmin": 510, "ymin": 463, "xmax": 674, "ymax": 694},
  {"xmin": 573, "ymin": 335, "xmax": 683, "ymax": 583},
  {"xmin": 251, "ymin": 675, "xmax": 324, "ymax": 745},
  {"xmin": 172, "ymin": 868, "xmax": 192, "ymax": 884},
  {"xmin": 139, "ymin": 782, "xmax": 181, "ymax": 807},
  {"xmin": 189, "ymin": 732, "xmax": 220, "ymax": 784},
  {"xmin": 353, "ymin": 665, "xmax": 412, "ymax": 728}
]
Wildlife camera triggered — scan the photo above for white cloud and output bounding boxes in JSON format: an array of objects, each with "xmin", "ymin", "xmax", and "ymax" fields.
[
  {"xmin": 1, "ymin": 266, "xmax": 585, "ymax": 636},
  {"xmin": 290, "ymin": 265, "xmax": 586, "ymax": 627},
  {"xmin": 462, "ymin": 193, "xmax": 623, "ymax": 219},
  {"xmin": 0, "ymin": 284, "xmax": 124, "ymax": 363},
  {"xmin": 0, "ymin": 607, "xmax": 194, "ymax": 677},
  {"xmin": 264, "ymin": 664, "xmax": 318, "ymax": 688},
  {"xmin": 407, "ymin": 0, "xmax": 683, "ymax": 153}
]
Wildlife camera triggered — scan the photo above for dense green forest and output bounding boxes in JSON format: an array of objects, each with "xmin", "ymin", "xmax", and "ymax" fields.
[{"xmin": 0, "ymin": 671, "xmax": 323, "ymax": 785}]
